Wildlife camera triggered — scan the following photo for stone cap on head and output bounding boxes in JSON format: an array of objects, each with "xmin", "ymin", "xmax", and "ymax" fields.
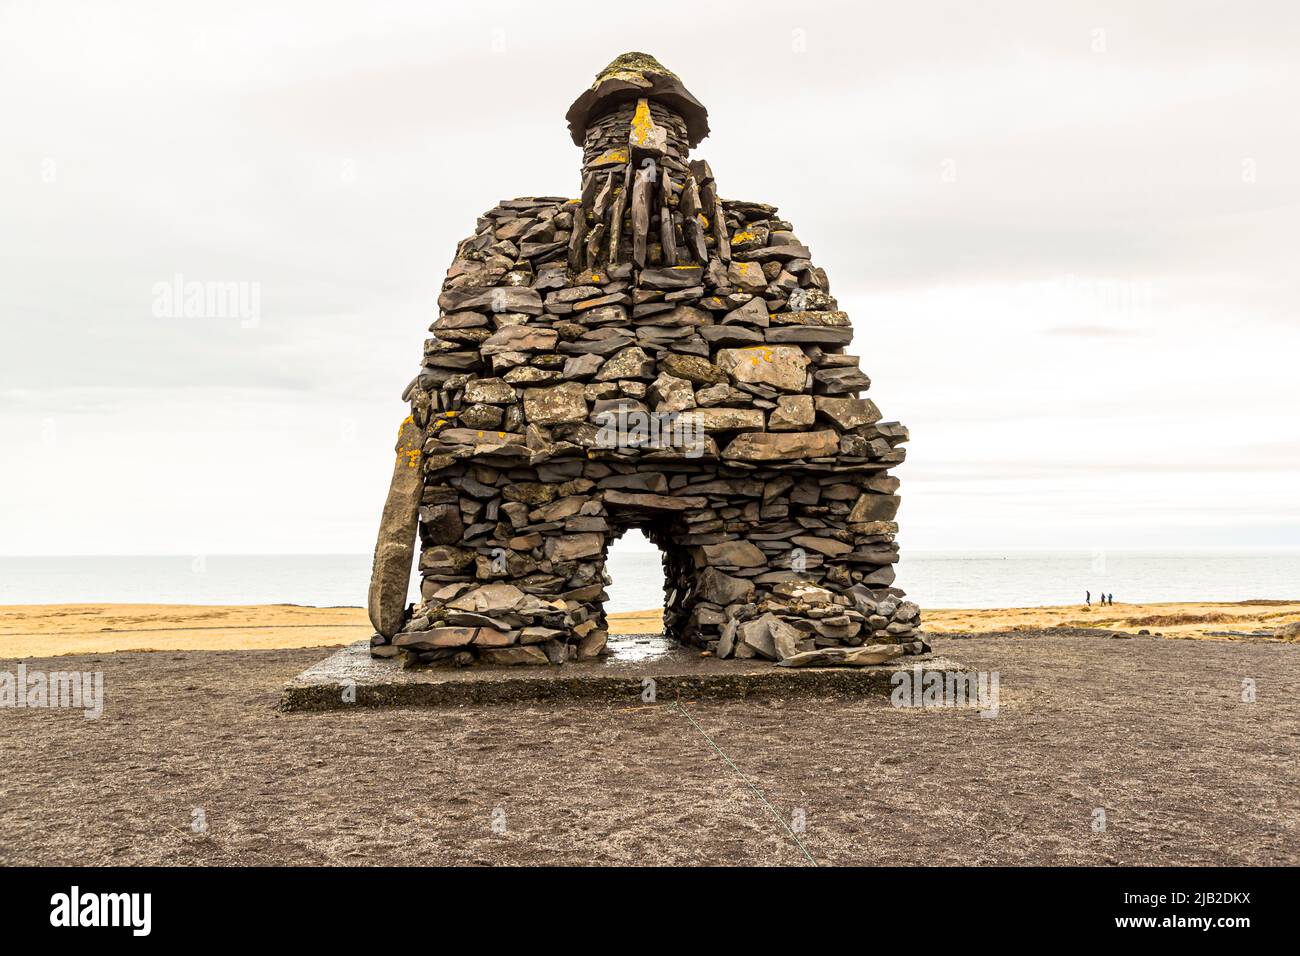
[{"xmin": 565, "ymin": 51, "xmax": 710, "ymax": 148}]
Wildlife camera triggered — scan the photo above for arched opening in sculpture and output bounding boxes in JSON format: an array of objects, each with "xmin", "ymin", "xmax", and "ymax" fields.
[
  {"xmin": 603, "ymin": 528, "xmax": 671, "ymax": 634},
  {"xmin": 599, "ymin": 480, "xmax": 707, "ymax": 645},
  {"xmin": 366, "ymin": 52, "xmax": 922, "ymax": 667}
]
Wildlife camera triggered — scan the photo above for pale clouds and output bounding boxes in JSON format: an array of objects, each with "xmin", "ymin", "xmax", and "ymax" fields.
[{"xmin": 1, "ymin": 0, "xmax": 1297, "ymax": 555}]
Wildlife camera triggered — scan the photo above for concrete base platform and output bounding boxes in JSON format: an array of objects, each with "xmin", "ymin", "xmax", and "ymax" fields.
[{"xmin": 280, "ymin": 634, "xmax": 966, "ymax": 711}]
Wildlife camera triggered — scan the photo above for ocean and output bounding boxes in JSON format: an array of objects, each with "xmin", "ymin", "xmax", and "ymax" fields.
[{"xmin": 1, "ymin": 550, "xmax": 1296, "ymax": 613}]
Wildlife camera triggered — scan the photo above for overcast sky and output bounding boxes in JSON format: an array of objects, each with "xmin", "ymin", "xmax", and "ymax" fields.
[{"xmin": 2, "ymin": 0, "xmax": 1298, "ymax": 557}]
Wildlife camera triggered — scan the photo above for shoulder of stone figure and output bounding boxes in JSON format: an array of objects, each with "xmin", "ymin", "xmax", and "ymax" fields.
[
  {"xmin": 433, "ymin": 193, "xmax": 834, "ymax": 305},
  {"xmin": 447, "ymin": 197, "xmax": 576, "ymax": 287}
]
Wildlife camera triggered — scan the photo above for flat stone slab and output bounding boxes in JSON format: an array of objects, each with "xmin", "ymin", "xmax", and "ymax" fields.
[{"xmin": 280, "ymin": 635, "xmax": 966, "ymax": 711}]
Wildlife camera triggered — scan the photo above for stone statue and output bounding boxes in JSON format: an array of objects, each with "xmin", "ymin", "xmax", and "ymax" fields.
[{"xmin": 367, "ymin": 52, "xmax": 921, "ymax": 667}]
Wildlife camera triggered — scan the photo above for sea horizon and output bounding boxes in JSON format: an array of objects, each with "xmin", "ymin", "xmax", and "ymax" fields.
[{"xmin": 3, "ymin": 549, "xmax": 1297, "ymax": 613}]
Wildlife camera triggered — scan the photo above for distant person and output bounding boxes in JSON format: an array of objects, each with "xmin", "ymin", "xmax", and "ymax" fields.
[
  {"xmin": 1108, "ymin": 593, "xmax": 1114, "ymax": 606},
  {"xmin": 1086, "ymin": 590, "xmax": 1091, "ymax": 607}
]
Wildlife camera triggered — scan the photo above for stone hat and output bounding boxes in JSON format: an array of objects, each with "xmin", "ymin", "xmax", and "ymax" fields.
[{"xmin": 565, "ymin": 51, "xmax": 710, "ymax": 148}]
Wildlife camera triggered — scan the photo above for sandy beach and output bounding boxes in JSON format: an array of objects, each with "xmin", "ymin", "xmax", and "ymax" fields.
[{"xmin": 0, "ymin": 600, "xmax": 1296, "ymax": 658}]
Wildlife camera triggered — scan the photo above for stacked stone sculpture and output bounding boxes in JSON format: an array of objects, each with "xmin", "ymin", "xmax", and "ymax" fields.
[{"xmin": 367, "ymin": 52, "xmax": 922, "ymax": 667}]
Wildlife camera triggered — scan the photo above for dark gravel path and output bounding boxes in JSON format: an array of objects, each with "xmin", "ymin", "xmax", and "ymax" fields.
[{"xmin": 1, "ymin": 630, "xmax": 1296, "ymax": 865}]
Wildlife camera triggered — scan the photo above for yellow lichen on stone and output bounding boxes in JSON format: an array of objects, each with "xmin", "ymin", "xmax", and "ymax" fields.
[
  {"xmin": 630, "ymin": 98, "xmax": 654, "ymax": 145},
  {"xmin": 737, "ymin": 345, "xmax": 775, "ymax": 368}
]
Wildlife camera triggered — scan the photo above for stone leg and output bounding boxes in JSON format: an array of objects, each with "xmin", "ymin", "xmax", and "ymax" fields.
[{"xmin": 377, "ymin": 452, "xmax": 921, "ymax": 667}]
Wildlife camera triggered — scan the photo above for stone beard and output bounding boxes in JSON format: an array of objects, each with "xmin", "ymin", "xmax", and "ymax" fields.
[{"xmin": 367, "ymin": 53, "xmax": 921, "ymax": 668}]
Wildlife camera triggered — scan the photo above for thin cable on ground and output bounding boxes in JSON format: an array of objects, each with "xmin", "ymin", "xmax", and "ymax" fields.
[{"xmin": 672, "ymin": 701, "xmax": 817, "ymax": 866}]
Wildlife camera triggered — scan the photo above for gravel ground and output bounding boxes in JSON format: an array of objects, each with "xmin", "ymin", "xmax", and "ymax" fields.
[{"xmin": 1, "ymin": 630, "xmax": 1296, "ymax": 866}]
